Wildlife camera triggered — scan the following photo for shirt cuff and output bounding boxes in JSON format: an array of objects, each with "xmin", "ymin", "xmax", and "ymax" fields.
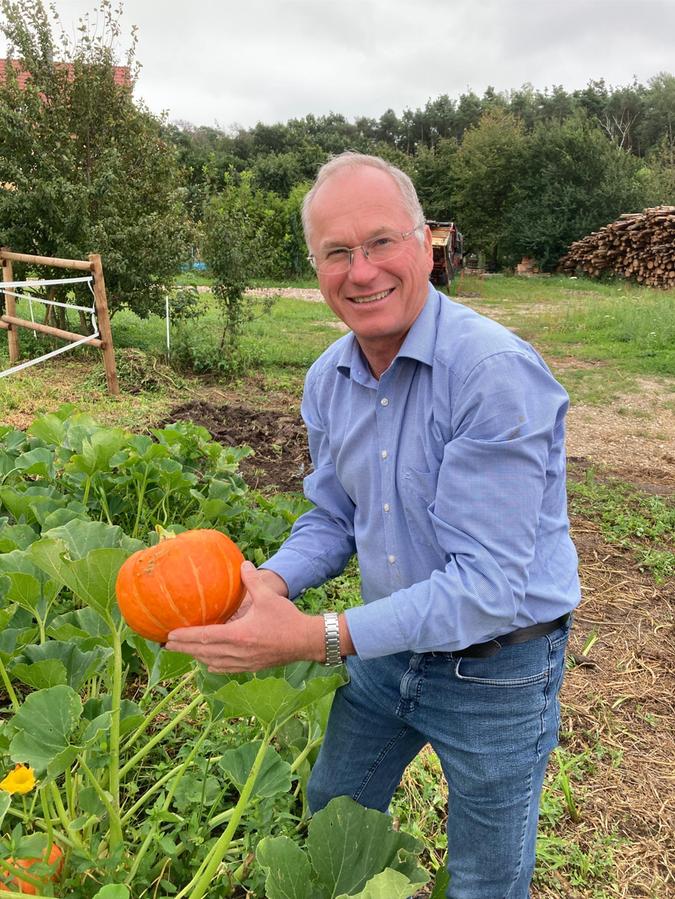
[
  {"xmin": 344, "ymin": 597, "xmax": 408, "ymax": 660},
  {"xmin": 260, "ymin": 547, "xmax": 323, "ymax": 601}
]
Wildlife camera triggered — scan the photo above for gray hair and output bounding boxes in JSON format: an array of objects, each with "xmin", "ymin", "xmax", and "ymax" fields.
[{"xmin": 302, "ymin": 152, "xmax": 425, "ymax": 250}]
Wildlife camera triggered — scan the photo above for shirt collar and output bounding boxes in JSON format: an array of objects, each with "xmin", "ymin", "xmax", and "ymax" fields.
[{"xmin": 336, "ymin": 283, "xmax": 440, "ymax": 382}]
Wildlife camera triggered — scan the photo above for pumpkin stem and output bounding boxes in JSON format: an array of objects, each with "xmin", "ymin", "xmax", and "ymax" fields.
[{"xmin": 155, "ymin": 524, "xmax": 177, "ymax": 542}]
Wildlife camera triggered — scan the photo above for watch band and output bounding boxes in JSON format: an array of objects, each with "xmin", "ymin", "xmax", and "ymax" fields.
[{"xmin": 323, "ymin": 611, "xmax": 343, "ymax": 667}]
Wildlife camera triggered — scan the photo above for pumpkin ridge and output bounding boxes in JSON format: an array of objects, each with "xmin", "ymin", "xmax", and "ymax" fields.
[
  {"xmin": 127, "ymin": 560, "xmax": 169, "ymax": 639},
  {"xmin": 186, "ymin": 554, "xmax": 208, "ymax": 624},
  {"xmin": 216, "ymin": 540, "xmax": 239, "ymax": 608},
  {"xmin": 155, "ymin": 564, "xmax": 194, "ymax": 629}
]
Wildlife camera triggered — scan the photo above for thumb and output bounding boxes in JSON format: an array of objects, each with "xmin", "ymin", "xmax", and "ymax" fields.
[{"xmin": 240, "ymin": 559, "xmax": 261, "ymax": 592}]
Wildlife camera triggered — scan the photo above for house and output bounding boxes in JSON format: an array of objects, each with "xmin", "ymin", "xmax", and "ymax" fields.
[{"xmin": 0, "ymin": 58, "xmax": 131, "ymax": 88}]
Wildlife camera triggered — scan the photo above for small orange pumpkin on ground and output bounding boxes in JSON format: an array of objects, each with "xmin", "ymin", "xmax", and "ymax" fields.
[
  {"xmin": 115, "ymin": 528, "xmax": 246, "ymax": 643},
  {"xmin": 0, "ymin": 843, "xmax": 63, "ymax": 894}
]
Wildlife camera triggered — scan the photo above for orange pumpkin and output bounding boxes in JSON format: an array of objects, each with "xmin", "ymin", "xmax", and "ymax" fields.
[
  {"xmin": 115, "ymin": 528, "xmax": 246, "ymax": 642},
  {"xmin": 0, "ymin": 843, "xmax": 63, "ymax": 894}
]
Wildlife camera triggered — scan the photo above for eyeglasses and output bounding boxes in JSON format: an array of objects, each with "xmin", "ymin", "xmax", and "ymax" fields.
[{"xmin": 308, "ymin": 225, "xmax": 423, "ymax": 274}]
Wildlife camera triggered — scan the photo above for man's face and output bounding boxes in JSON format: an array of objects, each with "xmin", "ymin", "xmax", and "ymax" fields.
[{"xmin": 307, "ymin": 167, "xmax": 433, "ymax": 360}]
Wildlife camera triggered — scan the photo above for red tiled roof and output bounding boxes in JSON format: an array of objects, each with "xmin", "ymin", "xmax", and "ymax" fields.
[{"xmin": 0, "ymin": 58, "xmax": 131, "ymax": 88}]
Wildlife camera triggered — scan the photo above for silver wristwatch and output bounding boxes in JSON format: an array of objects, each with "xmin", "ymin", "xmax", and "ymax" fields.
[{"xmin": 323, "ymin": 611, "xmax": 343, "ymax": 667}]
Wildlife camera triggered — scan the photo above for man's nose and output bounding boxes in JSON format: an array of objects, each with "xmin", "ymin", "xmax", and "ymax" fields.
[{"xmin": 348, "ymin": 246, "xmax": 378, "ymax": 280}]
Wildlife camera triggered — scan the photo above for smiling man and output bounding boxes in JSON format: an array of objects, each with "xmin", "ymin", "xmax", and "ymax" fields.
[{"xmin": 167, "ymin": 152, "xmax": 581, "ymax": 898}]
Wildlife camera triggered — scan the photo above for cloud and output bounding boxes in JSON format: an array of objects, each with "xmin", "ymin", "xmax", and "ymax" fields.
[{"xmin": 2, "ymin": 0, "xmax": 673, "ymax": 127}]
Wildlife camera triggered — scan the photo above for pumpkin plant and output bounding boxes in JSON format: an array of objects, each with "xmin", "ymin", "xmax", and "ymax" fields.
[{"xmin": 0, "ymin": 412, "xmax": 428, "ymax": 897}]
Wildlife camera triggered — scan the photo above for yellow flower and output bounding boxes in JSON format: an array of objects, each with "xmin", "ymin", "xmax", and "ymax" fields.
[{"xmin": 0, "ymin": 764, "xmax": 36, "ymax": 795}]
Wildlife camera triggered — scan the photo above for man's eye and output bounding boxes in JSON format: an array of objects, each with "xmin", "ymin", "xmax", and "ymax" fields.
[
  {"xmin": 370, "ymin": 236, "xmax": 395, "ymax": 249},
  {"xmin": 325, "ymin": 248, "xmax": 349, "ymax": 259}
]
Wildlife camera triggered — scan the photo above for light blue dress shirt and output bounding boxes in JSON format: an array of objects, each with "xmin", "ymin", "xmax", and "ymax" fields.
[{"xmin": 263, "ymin": 285, "xmax": 581, "ymax": 659}]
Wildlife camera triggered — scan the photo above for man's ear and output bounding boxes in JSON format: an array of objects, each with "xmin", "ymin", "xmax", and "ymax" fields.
[{"xmin": 423, "ymin": 225, "xmax": 434, "ymax": 274}]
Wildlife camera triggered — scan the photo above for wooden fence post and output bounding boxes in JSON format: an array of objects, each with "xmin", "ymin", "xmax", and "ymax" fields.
[
  {"xmin": 1, "ymin": 248, "xmax": 20, "ymax": 363},
  {"xmin": 89, "ymin": 253, "xmax": 119, "ymax": 396}
]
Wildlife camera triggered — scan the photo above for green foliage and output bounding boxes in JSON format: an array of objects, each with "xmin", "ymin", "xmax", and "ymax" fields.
[
  {"xmin": 501, "ymin": 114, "xmax": 649, "ymax": 268},
  {"xmin": 0, "ymin": 408, "xmax": 427, "ymax": 898},
  {"xmin": 163, "ymin": 73, "xmax": 675, "ymax": 275},
  {"xmin": 451, "ymin": 109, "xmax": 528, "ymax": 267},
  {"xmin": 0, "ymin": 0, "xmax": 192, "ymax": 318},
  {"xmin": 257, "ymin": 796, "xmax": 427, "ymax": 899}
]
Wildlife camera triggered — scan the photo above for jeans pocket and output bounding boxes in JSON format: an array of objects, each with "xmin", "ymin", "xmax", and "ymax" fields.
[{"xmin": 453, "ymin": 638, "xmax": 551, "ymax": 687}]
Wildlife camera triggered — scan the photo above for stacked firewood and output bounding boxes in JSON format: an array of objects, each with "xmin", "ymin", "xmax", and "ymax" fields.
[{"xmin": 559, "ymin": 206, "xmax": 675, "ymax": 288}]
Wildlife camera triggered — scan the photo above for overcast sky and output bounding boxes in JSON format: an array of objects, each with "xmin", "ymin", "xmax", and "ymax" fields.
[{"xmin": 2, "ymin": 0, "xmax": 674, "ymax": 130}]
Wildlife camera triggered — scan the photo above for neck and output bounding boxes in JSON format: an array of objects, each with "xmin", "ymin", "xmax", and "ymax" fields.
[{"xmin": 357, "ymin": 335, "xmax": 404, "ymax": 380}]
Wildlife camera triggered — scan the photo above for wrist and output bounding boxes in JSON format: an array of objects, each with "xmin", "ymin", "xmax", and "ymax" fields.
[{"xmin": 258, "ymin": 568, "xmax": 289, "ymax": 597}]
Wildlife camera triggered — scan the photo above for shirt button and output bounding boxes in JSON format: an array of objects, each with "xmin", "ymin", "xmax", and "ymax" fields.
[
  {"xmin": 381, "ymin": 449, "xmax": 388, "ymax": 460},
  {"xmin": 383, "ymin": 503, "xmax": 390, "ymax": 512},
  {"xmin": 387, "ymin": 554, "xmax": 396, "ymax": 564},
  {"xmin": 380, "ymin": 397, "xmax": 389, "ymax": 406}
]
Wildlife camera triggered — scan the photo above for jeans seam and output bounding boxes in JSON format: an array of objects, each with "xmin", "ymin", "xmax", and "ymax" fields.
[
  {"xmin": 535, "ymin": 638, "xmax": 554, "ymax": 762},
  {"xmin": 352, "ymin": 724, "xmax": 413, "ymax": 804},
  {"xmin": 505, "ymin": 767, "xmax": 535, "ymax": 899}
]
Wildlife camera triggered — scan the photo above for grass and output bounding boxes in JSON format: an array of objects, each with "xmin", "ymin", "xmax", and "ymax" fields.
[
  {"xmin": 568, "ymin": 471, "xmax": 675, "ymax": 582},
  {"xmin": 452, "ymin": 273, "xmax": 675, "ymax": 405}
]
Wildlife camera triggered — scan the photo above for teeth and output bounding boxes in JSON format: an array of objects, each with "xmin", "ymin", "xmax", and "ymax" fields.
[{"xmin": 351, "ymin": 289, "xmax": 391, "ymax": 304}]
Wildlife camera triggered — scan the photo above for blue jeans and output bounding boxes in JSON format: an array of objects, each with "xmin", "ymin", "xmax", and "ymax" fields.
[{"xmin": 307, "ymin": 618, "xmax": 571, "ymax": 899}]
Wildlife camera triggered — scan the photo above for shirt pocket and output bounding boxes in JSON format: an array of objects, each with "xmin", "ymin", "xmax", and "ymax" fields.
[{"xmin": 400, "ymin": 467, "xmax": 438, "ymax": 546}]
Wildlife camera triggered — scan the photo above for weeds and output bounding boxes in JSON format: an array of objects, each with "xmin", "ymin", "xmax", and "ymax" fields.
[{"xmin": 568, "ymin": 471, "xmax": 675, "ymax": 581}]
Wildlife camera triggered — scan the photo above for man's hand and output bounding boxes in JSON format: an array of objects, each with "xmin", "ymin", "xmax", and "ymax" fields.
[{"xmin": 165, "ymin": 561, "xmax": 325, "ymax": 672}]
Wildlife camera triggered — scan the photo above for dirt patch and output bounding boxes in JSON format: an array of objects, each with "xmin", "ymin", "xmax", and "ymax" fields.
[
  {"xmin": 246, "ymin": 286, "xmax": 325, "ymax": 303},
  {"xmin": 167, "ymin": 399, "xmax": 311, "ymax": 493},
  {"xmin": 566, "ymin": 377, "xmax": 675, "ymax": 487},
  {"xmin": 552, "ymin": 519, "xmax": 675, "ymax": 898}
]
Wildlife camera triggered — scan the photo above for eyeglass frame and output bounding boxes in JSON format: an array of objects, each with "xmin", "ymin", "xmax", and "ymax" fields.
[{"xmin": 307, "ymin": 223, "xmax": 425, "ymax": 273}]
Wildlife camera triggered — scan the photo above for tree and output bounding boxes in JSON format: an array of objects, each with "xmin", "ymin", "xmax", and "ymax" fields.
[
  {"xmin": 413, "ymin": 138, "xmax": 459, "ymax": 221},
  {"xmin": 501, "ymin": 114, "xmax": 648, "ymax": 269},
  {"xmin": 451, "ymin": 109, "xmax": 528, "ymax": 267},
  {"xmin": 0, "ymin": 0, "xmax": 191, "ymax": 317}
]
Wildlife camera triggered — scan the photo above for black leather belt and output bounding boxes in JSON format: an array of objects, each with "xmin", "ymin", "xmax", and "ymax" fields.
[{"xmin": 452, "ymin": 613, "xmax": 571, "ymax": 659}]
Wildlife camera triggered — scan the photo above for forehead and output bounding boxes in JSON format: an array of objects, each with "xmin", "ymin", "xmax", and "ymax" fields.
[{"xmin": 309, "ymin": 167, "xmax": 411, "ymax": 245}]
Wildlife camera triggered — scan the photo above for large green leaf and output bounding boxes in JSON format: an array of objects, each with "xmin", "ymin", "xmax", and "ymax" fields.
[
  {"xmin": 308, "ymin": 797, "xmax": 427, "ymax": 897},
  {"xmin": 9, "ymin": 684, "xmax": 83, "ymax": 775},
  {"xmin": 337, "ymin": 868, "xmax": 418, "ymax": 899},
  {"xmin": 19, "ymin": 641, "xmax": 111, "ymax": 691},
  {"xmin": 0, "ymin": 523, "xmax": 37, "ymax": 552},
  {"xmin": 65, "ymin": 427, "xmax": 129, "ymax": 477},
  {"xmin": 256, "ymin": 835, "xmax": 315, "ymax": 899},
  {"xmin": 90, "ymin": 884, "xmax": 130, "ymax": 899},
  {"xmin": 10, "ymin": 658, "xmax": 68, "ymax": 689},
  {"xmin": 200, "ymin": 661, "xmax": 347, "ymax": 727},
  {"xmin": 27, "ymin": 521, "xmax": 140, "ymax": 616},
  {"xmin": 0, "ymin": 549, "xmax": 61, "ymax": 613},
  {"xmin": 218, "ymin": 741, "xmax": 291, "ymax": 799},
  {"xmin": 49, "ymin": 607, "xmax": 111, "ymax": 642},
  {"xmin": 257, "ymin": 799, "xmax": 427, "ymax": 899},
  {"xmin": 0, "ymin": 485, "xmax": 67, "ymax": 525},
  {"xmin": 15, "ymin": 447, "xmax": 55, "ymax": 479}
]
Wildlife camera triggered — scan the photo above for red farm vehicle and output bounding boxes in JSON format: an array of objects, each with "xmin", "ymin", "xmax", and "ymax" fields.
[{"xmin": 427, "ymin": 220, "xmax": 464, "ymax": 286}]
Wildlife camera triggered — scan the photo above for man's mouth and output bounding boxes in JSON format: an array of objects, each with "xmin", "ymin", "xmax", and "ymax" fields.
[{"xmin": 348, "ymin": 288, "xmax": 394, "ymax": 305}]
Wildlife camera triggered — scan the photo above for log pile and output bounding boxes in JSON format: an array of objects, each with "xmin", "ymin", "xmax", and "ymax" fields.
[{"xmin": 558, "ymin": 206, "xmax": 675, "ymax": 289}]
